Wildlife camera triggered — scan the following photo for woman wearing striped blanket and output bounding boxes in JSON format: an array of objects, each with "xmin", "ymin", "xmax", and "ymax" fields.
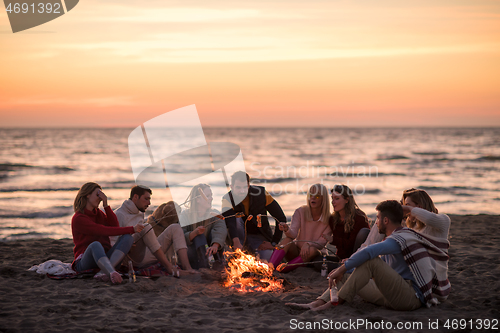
[
  {"xmin": 401, "ymin": 188, "xmax": 450, "ymax": 240},
  {"xmin": 326, "ymin": 200, "xmax": 451, "ymax": 310}
]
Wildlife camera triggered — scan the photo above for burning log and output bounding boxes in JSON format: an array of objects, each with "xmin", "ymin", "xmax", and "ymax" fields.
[
  {"xmin": 223, "ymin": 249, "xmax": 283, "ymax": 293},
  {"xmin": 241, "ymin": 271, "xmax": 267, "ymax": 279}
]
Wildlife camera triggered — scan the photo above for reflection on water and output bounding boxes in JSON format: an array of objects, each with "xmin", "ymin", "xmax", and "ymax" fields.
[{"xmin": 0, "ymin": 127, "xmax": 499, "ymax": 240}]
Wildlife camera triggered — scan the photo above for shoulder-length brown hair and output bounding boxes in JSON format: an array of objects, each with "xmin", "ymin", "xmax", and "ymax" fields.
[
  {"xmin": 73, "ymin": 182, "xmax": 101, "ymax": 213},
  {"xmin": 330, "ymin": 184, "xmax": 362, "ymax": 233},
  {"xmin": 402, "ymin": 188, "xmax": 438, "ymax": 230}
]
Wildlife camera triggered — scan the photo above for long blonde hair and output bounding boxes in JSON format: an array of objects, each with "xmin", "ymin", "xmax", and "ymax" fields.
[
  {"xmin": 330, "ymin": 184, "xmax": 365, "ymax": 233},
  {"xmin": 402, "ymin": 188, "xmax": 438, "ymax": 231},
  {"xmin": 73, "ymin": 182, "xmax": 101, "ymax": 213},
  {"xmin": 303, "ymin": 184, "xmax": 330, "ymax": 224}
]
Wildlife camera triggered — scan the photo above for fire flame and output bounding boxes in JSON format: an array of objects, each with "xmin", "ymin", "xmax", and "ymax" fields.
[{"xmin": 223, "ymin": 249, "xmax": 283, "ymax": 293}]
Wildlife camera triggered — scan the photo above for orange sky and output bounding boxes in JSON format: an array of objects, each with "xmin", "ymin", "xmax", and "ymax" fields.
[{"xmin": 1, "ymin": 0, "xmax": 499, "ymax": 127}]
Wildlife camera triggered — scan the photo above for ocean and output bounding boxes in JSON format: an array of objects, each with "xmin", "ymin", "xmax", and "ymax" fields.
[{"xmin": 0, "ymin": 127, "xmax": 499, "ymax": 241}]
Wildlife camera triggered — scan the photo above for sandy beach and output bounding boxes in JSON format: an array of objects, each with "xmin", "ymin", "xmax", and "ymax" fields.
[{"xmin": 0, "ymin": 214, "xmax": 499, "ymax": 333}]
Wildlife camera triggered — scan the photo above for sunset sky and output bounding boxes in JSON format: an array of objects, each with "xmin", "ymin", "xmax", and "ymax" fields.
[{"xmin": 1, "ymin": 0, "xmax": 499, "ymax": 127}]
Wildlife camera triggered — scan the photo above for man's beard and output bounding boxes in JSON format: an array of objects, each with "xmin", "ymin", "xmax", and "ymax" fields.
[{"xmin": 232, "ymin": 193, "xmax": 247, "ymax": 204}]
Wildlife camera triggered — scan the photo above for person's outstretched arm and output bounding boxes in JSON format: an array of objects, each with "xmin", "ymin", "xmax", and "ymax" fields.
[{"xmin": 266, "ymin": 197, "xmax": 286, "ymax": 245}]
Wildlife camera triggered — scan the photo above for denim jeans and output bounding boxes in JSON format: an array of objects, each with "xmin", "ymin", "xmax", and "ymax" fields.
[{"xmin": 74, "ymin": 234, "xmax": 134, "ymax": 272}]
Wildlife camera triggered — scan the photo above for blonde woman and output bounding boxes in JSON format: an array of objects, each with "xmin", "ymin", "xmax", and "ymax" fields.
[
  {"xmin": 268, "ymin": 184, "xmax": 332, "ymax": 272},
  {"xmin": 179, "ymin": 184, "xmax": 227, "ymax": 269},
  {"xmin": 71, "ymin": 182, "xmax": 144, "ymax": 284}
]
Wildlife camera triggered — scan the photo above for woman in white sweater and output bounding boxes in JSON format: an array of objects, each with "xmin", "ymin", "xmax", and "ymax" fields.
[{"xmin": 401, "ymin": 188, "xmax": 450, "ymax": 240}]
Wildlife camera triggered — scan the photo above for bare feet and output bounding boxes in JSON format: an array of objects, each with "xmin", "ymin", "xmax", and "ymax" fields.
[
  {"xmin": 94, "ymin": 271, "xmax": 122, "ymax": 284},
  {"xmin": 93, "ymin": 272, "xmax": 109, "ymax": 282},
  {"xmin": 310, "ymin": 302, "xmax": 333, "ymax": 311},
  {"xmin": 285, "ymin": 302, "xmax": 313, "ymax": 310},
  {"xmin": 286, "ymin": 298, "xmax": 339, "ymax": 311},
  {"xmin": 285, "ymin": 300, "xmax": 326, "ymax": 310},
  {"xmin": 109, "ymin": 271, "xmax": 123, "ymax": 284}
]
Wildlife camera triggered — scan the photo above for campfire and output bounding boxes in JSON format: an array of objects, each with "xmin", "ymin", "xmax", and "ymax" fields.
[{"xmin": 223, "ymin": 249, "xmax": 283, "ymax": 293}]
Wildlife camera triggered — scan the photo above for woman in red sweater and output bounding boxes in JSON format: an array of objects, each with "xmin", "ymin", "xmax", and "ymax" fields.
[
  {"xmin": 72, "ymin": 182, "xmax": 144, "ymax": 283},
  {"xmin": 324, "ymin": 184, "xmax": 370, "ymax": 260}
]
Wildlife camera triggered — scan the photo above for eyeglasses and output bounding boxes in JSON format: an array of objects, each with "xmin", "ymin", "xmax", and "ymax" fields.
[{"xmin": 310, "ymin": 195, "xmax": 322, "ymax": 200}]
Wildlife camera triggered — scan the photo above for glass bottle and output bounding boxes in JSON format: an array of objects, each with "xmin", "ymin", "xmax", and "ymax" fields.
[
  {"xmin": 330, "ymin": 286, "xmax": 339, "ymax": 305},
  {"xmin": 128, "ymin": 260, "xmax": 136, "ymax": 283},
  {"xmin": 321, "ymin": 254, "xmax": 328, "ymax": 277},
  {"xmin": 205, "ymin": 244, "xmax": 215, "ymax": 269}
]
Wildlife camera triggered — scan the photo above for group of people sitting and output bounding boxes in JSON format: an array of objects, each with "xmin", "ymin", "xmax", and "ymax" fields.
[{"xmin": 71, "ymin": 170, "xmax": 450, "ymax": 311}]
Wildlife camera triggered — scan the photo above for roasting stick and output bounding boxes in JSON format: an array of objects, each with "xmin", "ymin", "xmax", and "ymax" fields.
[
  {"xmin": 202, "ymin": 212, "xmax": 245, "ymax": 228},
  {"xmin": 259, "ymin": 214, "xmax": 330, "ymax": 250},
  {"xmin": 274, "ymin": 239, "xmax": 334, "ymax": 272},
  {"xmin": 276, "ymin": 260, "xmax": 339, "ymax": 272},
  {"xmin": 276, "ymin": 239, "xmax": 328, "ymax": 250},
  {"xmin": 261, "ymin": 215, "xmax": 333, "ymax": 251},
  {"xmin": 242, "ymin": 215, "xmax": 254, "ymax": 249},
  {"xmin": 256, "ymin": 214, "xmax": 283, "ymax": 225},
  {"xmin": 240, "ymin": 215, "xmax": 331, "ymax": 252},
  {"xmin": 135, "ymin": 187, "xmax": 209, "ymax": 242}
]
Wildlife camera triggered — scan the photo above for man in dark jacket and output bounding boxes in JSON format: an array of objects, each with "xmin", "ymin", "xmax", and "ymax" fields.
[{"xmin": 222, "ymin": 171, "xmax": 286, "ymax": 260}]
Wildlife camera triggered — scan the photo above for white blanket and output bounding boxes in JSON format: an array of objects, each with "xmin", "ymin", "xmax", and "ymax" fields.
[{"xmin": 28, "ymin": 260, "xmax": 76, "ymax": 276}]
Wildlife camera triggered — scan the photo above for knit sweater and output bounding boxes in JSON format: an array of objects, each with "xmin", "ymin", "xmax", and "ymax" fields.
[
  {"xmin": 71, "ymin": 206, "xmax": 134, "ymax": 266},
  {"xmin": 285, "ymin": 206, "xmax": 331, "ymax": 249},
  {"xmin": 409, "ymin": 207, "xmax": 450, "ymax": 240},
  {"xmin": 111, "ymin": 199, "xmax": 147, "ymax": 245}
]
